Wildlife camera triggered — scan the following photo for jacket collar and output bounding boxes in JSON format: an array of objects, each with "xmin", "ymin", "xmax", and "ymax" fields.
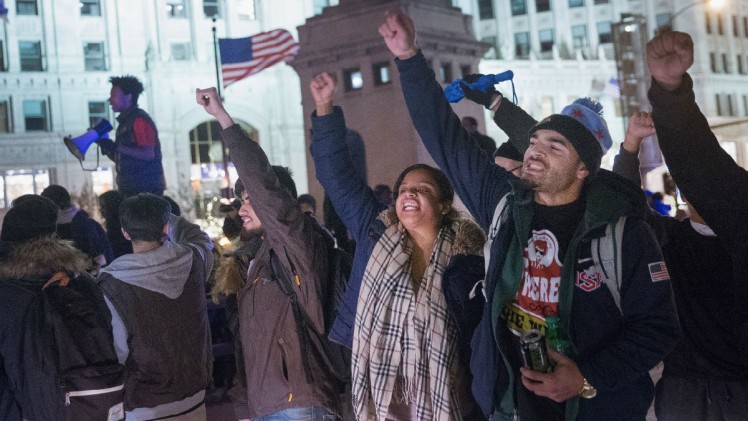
[{"xmin": 0, "ymin": 237, "xmax": 92, "ymax": 281}]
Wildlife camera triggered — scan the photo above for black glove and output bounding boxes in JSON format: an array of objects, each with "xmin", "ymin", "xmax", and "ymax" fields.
[
  {"xmin": 462, "ymin": 73, "xmax": 499, "ymax": 109},
  {"xmin": 96, "ymin": 138, "xmax": 116, "ymax": 156}
]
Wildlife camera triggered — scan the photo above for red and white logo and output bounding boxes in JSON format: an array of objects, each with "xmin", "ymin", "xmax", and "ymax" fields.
[
  {"xmin": 576, "ymin": 267, "xmax": 603, "ymax": 292},
  {"xmin": 516, "ymin": 230, "xmax": 562, "ymax": 318}
]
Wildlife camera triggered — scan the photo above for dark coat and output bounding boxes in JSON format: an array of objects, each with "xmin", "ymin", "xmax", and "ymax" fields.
[{"xmin": 0, "ymin": 238, "xmax": 96, "ymax": 421}]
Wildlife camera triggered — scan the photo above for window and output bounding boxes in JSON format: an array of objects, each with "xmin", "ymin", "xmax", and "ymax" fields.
[
  {"xmin": 0, "ymin": 99, "xmax": 11, "ymax": 133},
  {"xmin": 710, "ymin": 53, "xmax": 718, "ymax": 72},
  {"xmin": 706, "ymin": 12, "xmax": 712, "ymax": 34},
  {"xmin": 597, "ymin": 21, "xmax": 612, "ymax": 44},
  {"xmin": 568, "ymin": 0, "xmax": 583, "ymax": 7},
  {"xmin": 171, "ymin": 43, "xmax": 191, "ymax": 61},
  {"xmin": 656, "ymin": 13, "xmax": 671, "ymax": 31},
  {"xmin": 572, "ymin": 24, "xmax": 588, "ymax": 49},
  {"xmin": 743, "ymin": 95, "xmax": 748, "ymax": 116},
  {"xmin": 540, "ymin": 96, "xmax": 554, "ymax": 118},
  {"xmin": 733, "ymin": 15, "xmax": 739, "ymax": 36},
  {"xmin": 166, "ymin": 0, "xmax": 187, "ymax": 18},
  {"xmin": 716, "ymin": 94, "xmax": 723, "ymax": 116},
  {"xmin": 16, "ymin": 0, "xmax": 38, "ymax": 15},
  {"xmin": 23, "ymin": 99, "xmax": 48, "ymax": 131},
  {"xmin": 237, "ymin": 0, "xmax": 255, "ymax": 20},
  {"xmin": 88, "ymin": 101, "xmax": 109, "ymax": 128},
  {"xmin": 439, "ymin": 63, "xmax": 453, "ymax": 83},
  {"xmin": 511, "ymin": 0, "xmax": 527, "ymax": 15},
  {"xmin": 738, "ymin": 55, "xmax": 744, "ymax": 74},
  {"xmin": 515, "ymin": 32, "xmax": 530, "ymax": 58},
  {"xmin": 19, "ymin": 41, "xmax": 43, "ymax": 71},
  {"xmin": 478, "ymin": 0, "xmax": 494, "ymax": 20},
  {"xmin": 744, "ymin": 16, "xmax": 748, "ymax": 37},
  {"xmin": 717, "ymin": 13, "xmax": 724, "ymax": 35},
  {"xmin": 0, "ymin": 40, "xmax": 6, "ymax": 71},
  {"xmin": 84, "ymin": 42, "xmax": 106, "ymax": 71},
  {"xmin": 482, "ymin": 36, "xmax": 497, "ymax": 58},
  {"xmin": 722, "ymin": 53, "xmax": 729, "ymax": 73},
  {"xmin": 539, "ymin": 29, "xmax": 554, "ymax": 52},
  {"xmin": 80, "ymin": 0, "xmax": 101, "ymax": 16},
  {"xmin": 594, "ymin": 0, "xmax": 609, "ymax": 3},
  {"xmin": 727, "ymin": 94, "xmax": 735, "ymax": 116},
  {"xmin": 343, "ymin": 68, "xmax": 363, "ymax": 91},
  {"xmin": 536, "ymin": 0, "xmax": 551, "ymax": 13},
  {"xmin": 460, "ymin": 65, "xmax": 472, "ymax": 79},
  {"xmin": 203, "ymin": 0, "xmax": 220, "ymax": 17},
  {"xmin": 1, "ymin": 169, "xmax": 50, "ymax": 208},
  {"xmin": 373, "ymin": 61, "xmax": 391, "ymax": 85}
]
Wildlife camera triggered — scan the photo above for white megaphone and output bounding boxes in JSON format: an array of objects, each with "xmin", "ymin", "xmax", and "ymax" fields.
[{"xmin": 63, "ymin": 118, "xmax": 113, "ymax": 162}]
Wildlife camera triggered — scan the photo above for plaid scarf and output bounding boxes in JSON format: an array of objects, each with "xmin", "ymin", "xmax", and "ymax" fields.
[{"xmin": 351, "ymin": 213, "xmax": 465, "ymax": 421}]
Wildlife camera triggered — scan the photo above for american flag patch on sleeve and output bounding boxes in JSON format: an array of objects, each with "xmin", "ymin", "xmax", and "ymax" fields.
[{"xmin": 648, "ymin": 261, "xmax": 670, "ymax": 282}]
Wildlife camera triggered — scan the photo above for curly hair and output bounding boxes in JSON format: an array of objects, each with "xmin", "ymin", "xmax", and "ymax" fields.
[{"xmin": 109, "ymin": 75, "xmax": 144, "ymax": 105}]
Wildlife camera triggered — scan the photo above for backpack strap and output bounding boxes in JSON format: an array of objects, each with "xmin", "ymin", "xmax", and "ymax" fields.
[
  {"xmin": 591, "ymin": 216, "xmax": 626, "ymax": 315},
  {"xmin": 481, "ymin": 194, "xmax": 510, "ymax": 300}
]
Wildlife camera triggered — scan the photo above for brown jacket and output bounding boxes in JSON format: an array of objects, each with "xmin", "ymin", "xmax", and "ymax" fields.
[{"xmin": 222, "ymin": 125, "xmax": 344, "ymax": 419}]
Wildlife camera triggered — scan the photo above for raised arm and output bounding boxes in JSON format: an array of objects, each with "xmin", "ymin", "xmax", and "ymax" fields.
[
  {"xmin": 309, "ymin": 72, "xmax": 384, "ymax": 242},
  {"xmin": 196, "ymin": 88, "xmax": 328, "ymax": 328},
  {"xmin": 381, "ymin": 9, "xmax": 512, "ymax": 228},
  {"xmin": 647, "ymin": 31, "xmax": 748, "ymax": 246}
]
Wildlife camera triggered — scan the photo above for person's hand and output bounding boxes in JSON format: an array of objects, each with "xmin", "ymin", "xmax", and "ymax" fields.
[
  {"xmin": 462, "ymin": 73, "xmax": 499, "ymax": 109},
  {"xmin": 646, "ymin": 31, "xmax": 694, "ymax": 91},
  {"xmin": 195, "ymin": 87, "xmax": 234, "ymax": 128},
  {"xmin": 520, "ymin": 348, "xmax": 585, "ymax": 403},
  {"xmin": 310, "ymin": 72, "xmax": 336, "ymax": 116},
  {"xmin": 378, "ymin": 9, "xmax": 418, "ymax": 60},
  {"xmin": 95, "ymin": 138, "xmax": 116, "ymax": 156},
  {"xmin": 623, "ymin": 111, "xmax": 656, "ymax": 153}
]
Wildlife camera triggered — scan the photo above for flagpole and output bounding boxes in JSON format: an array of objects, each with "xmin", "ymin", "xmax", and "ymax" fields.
[
  {"xmin": 212, "ymin": 17, "xmax": 230, "ymax": 198},
  {"xmin": 212, "ymin": 18, "xmax": 223, "ymax": 100}
]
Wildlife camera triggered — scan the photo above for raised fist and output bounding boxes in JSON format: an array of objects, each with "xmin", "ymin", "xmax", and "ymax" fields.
[
  {"xmin": 646, "ymin": 31, "xmax": 694, "ymax": 91},
  {"xmin": 378, "ymin": 9, "xmax": 418, "ymax": 60},
  {"xmin": 310, "ymin": 72, "xmax": 337, "ymax": 105}
]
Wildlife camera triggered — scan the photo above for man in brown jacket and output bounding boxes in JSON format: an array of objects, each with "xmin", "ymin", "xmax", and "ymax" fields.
[{"xmin": 196, "ymin": 88, "xmax": 346, "ymax": 421}]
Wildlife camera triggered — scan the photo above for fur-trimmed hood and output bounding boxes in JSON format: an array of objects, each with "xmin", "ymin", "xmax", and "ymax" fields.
[
  {"xmin": 377, "ymin": 208, "xmax": 486, "ymax": 257},
  {"xmin": 0, "ymin": 237, "xmax": 93, "ymax": 281}
]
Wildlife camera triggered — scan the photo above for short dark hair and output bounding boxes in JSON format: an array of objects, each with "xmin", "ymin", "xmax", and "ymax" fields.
[
  {"xmin": 119, "ymin": 193, "xmax": 171, "ymax": 242},
  {"xmin": 297, "ymin": 194, "xmax": 317, "ymax": 212},
  {"xmin": 393, "ymin": 164, "xmax": 454, "ymax": 204},
  {"xmin": 162, "ymin": 195, "xmax": 182, "ymax": 216},
  {"xmin": 99, "ymin": 190, "xmax": 126, "ymax": 223},
  {"xmin": 109, "ymin": 75, "xmax": 144, "ymax": 105},
  {"xmin": 234, "ymin": 165, "xmax": 297, "ymax": 201},
  {"xmin": 40, "ymin": 185, "xmax": 72, "ymax": 210}
]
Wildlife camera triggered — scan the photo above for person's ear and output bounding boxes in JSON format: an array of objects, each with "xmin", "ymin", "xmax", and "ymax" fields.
[
  {"xmin": 162, "ymin": 223, "xmax": 169, "ymax": 237},
  {"xmin": 121, "ymin": 227, "xmax": 132, "ymax": 241},
  {"xmin": 576, "ymin": 163, "xmax": 590, "ymax": 180}
]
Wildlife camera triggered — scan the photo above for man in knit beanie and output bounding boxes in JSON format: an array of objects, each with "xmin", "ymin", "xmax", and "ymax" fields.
[{"xmin": 382, "ymin": 9, "xmax": 679, "ymax": 421}]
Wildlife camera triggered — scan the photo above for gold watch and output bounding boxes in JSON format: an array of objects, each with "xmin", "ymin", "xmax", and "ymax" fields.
[{"xmin": 579, "ymin": 378, "xmax": 597, "ymax": 399}]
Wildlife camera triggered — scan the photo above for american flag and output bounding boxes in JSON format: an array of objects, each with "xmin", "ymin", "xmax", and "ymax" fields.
[
  {"xmin": 648, "ymin": 261, "xmax": 670, "ymax": 282},
  {"xmin": 218, "ymin": 29, "xmax": 299, "ymax": 89}
]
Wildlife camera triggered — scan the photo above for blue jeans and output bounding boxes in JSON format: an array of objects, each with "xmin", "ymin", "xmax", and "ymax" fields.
[{"xmin": 254, "ymin": 406, "xmax": 338, "ymax": 421}]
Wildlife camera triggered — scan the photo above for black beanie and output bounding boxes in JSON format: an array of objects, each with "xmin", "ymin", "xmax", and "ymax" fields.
[
  {"xmin": 529, "ymin": 114, "xmax": 603, "ymax": 174},
  {"xmin": 1, "ymin": 195, "xmax": 59, "ymax": 244},
  {"xmin": 493, "ymin": 140, "xmax": 524, "ymax": 162}
]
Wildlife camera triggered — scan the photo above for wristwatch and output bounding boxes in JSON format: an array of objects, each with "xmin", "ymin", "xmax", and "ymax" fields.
[{"xmin": 579, "ymin": 378, "xmax": 597, "ymax": 399}]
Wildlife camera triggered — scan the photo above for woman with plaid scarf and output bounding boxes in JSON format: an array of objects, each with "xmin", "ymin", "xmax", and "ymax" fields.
[{"xmin": 309, "ymin": 72, "xmax": 487, "ymax": 420}]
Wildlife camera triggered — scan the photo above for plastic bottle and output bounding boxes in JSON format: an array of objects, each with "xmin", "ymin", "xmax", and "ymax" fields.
[{"xmin": 545, "ymin": 316, "xmax": 572, "ymax": 356}]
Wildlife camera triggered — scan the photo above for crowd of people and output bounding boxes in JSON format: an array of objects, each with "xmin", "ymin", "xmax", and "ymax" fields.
[{"xmin": 1, "ymin": 9, "xmax": 746, "ymax": 421}]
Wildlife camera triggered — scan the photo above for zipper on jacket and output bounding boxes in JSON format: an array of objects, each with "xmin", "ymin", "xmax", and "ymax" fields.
[
  {"xmin": 65, "ymin": 384, "xmax": 124, "ymax": 405},
  {"xmin": 283, "ymin": 247, "xmax": 301, "ymax": 286}
]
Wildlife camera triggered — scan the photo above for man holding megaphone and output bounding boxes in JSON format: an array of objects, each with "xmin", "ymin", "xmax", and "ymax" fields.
[{"xmin": 66, "ymin": 75, "xmax": 164, "ymax": 197}]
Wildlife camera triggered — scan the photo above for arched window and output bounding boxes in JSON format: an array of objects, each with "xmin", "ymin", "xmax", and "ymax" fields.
[{"xmin": 188, "ymin": 120, "xmax": 257, "ymax": 221}]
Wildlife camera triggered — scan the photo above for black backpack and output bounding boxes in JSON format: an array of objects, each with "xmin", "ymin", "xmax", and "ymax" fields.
[
  {"xmin": 270, "ymin": 245, "xmax": 352, "ymax": 391},
  {"xmin": 22, "ymin": 274, "xmax": 125, "ymax": 421}
]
